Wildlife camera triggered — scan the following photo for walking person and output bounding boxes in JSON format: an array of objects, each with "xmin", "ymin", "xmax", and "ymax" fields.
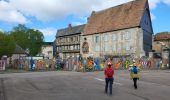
[
  {"xmin": 129, "ymin": 61, "xmax": 140, "ymax": 89},
  {"xmin": 30, "ymin": 58, "xmax": 34, "ymax": 71},
  {"xmin": 104, "ymin": 61, "xmax": 114, "ymax": 95},
  {"xmin": 83, "ymin": 58, "xmax": 87, "ymax": 72}
]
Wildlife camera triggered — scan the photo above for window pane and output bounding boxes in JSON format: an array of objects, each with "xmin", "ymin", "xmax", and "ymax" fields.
[
  {"xmin": 70, "ymin": 46, "xmax": 73, "ymax": 50},
  {"xmin": 125, "ymin": 43, "xmax": 130, "ymax": 51},
  {"xmin": 95, "ymin": 45, "xmax": 100, "ymax": 51},
  {"xmin": 112, "ymin": 44, "xmax": 116, "ymax": 51},
  {"xmin": 112, "ymin": 34, "xmax": 116, "ymax": 41},
  {"xmin": 78, "ymin": 45, "xmax": 80, "ymax": 50},
  {"xmin": 125, "ymin": 31, "xmax": 130, "ymax": 40},
  {"xmin": 120, "ymin": 32, "xmax": 123, "ymax": 40},
  {"xmin": 95, "ymin": 36, "xmax": 99, "ymax": 43},
  {"xmin": 104, "ymin": 43, "xmax": 109, "ymax": 51},
  {"xmin": 104, "ymin": 34, "xmax": 108, "ymax": 41}
]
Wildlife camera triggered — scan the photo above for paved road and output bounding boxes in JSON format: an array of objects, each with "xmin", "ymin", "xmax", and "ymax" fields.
[{"xmin": 0, "ymin": 70, "xmax": 170, "ymax": 100}]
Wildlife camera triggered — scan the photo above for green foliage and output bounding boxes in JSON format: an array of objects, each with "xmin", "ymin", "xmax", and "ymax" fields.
[
  {"xmin": 10, "ymin": 24, "xmax": 44, "ymax": 56},
  {"xmin": 0, "ymin": 32, "xmax": 15, "ymax": 58},
  {"xmin": 10, "ymin": 24, "xmax": 29, "ymax": 50},
  {"xmin": 0, "ymin": 24, "xmax": 44, "ymax": 57},
  {"xmin": 26, "ymin": 29, "xmax": 44, "ymax": 56}
]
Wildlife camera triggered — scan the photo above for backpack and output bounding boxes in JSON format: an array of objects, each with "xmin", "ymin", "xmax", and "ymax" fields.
[
  {"xmin": 133, "ymin": 67, "xmax": 138, "ymax": 74},
  {"xmin": 106, "ymin": 68, "xmax": 113, "ymax": 77}
]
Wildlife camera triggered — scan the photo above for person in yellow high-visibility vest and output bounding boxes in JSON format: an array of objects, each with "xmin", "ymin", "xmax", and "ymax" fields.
[
  {"xmin": 128, "ymin": 60, "xmax": 140, "ymax": 89},
  {"xmin": 161, "ymin": 63, "xmax": 164, "ymax": 69},
  {"xmin": 100, "ymin": 63, "xmax": 104, "ymax": 71},
  {"xmin": 125, "ymin": 60, "xmax": 129, "ymax": 69}
]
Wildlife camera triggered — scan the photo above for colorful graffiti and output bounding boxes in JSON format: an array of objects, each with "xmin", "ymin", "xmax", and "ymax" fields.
[
  {"xmin": 8, "ymin": 55, "xmax": 169, "ymax": 72},
  {"xmin": 87, "ymin": 57, "xmax": 93, "ymax": 71}
]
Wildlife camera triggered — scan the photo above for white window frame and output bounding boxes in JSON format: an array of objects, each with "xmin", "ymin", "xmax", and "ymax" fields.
[
  {"xmin": 125, "ymin": 43, "xmax": 130, "ymax": 51},
  {"xmin": 95, "ymin": 45, "xmax": 100, "ymax": 52},
  {"xmin": 124, "ymin": 31, "xmax": 130, "ymax": 40},
  {"xmin": 76, "ymin": 45, "xmax": 78, "ymax": 50},
  {"xmin": 104, "ymin": 34, "xmax": 108, "ymax": 41},
  {"xmin": 112, "ymin": 43, "xmax": 116, "ymax": 52},
  {"xmin": 112, "ymin": 34, "xmax": 116, "ymax": 41},
  {"xmin": 62, "ymin": 46, "xmax": 64, "ymax": 50},
  {"xmin": 70, "ymin": 46, "xmax": 73, "ymax": 50},
  {"xmin": 95, "ymin": 35, "xmax": 100, "ymax": 43},
  {"xmin": 104, "ymin": 43, "xmax": 109, "ymax": 51},
  {"xmin": 78, "ymin": 45, "xmax": 80, "ymax": 50},
  {"xmin": 65, "ymin": 46, "xmax": 67, "ymax": 50}
]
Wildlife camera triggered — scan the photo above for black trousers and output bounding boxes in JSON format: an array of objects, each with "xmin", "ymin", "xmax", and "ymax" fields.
[
  {"xmin": 105, "ymin": 78, "xmax": 114, "ymax": 94},
  {"xmin": 133, "ymin": 78, "xmax": 138, "ymax": 89}
]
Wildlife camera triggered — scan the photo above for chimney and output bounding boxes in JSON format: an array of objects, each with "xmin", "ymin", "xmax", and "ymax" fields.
[
  {"xmin": 91, "ymin": 11, "xmax": 95, "ymax": 16},
  {"xmin": 87, "ymin": 17, "xmax": 89, "ymax": 21},
  {"xmin": 68, "ymin": 24, "xmax": 72, "ymax": 28}
]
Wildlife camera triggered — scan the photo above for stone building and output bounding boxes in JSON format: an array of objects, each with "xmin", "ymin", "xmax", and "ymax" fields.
[
  {"xmin": 11, "ymin": 44, "xmax": 27, "ymax": 60},
  {"xmin": 41, "ymin": 42, "xmax": 53, "ymax": 59},
  {"xmin": 81, "ymin": 0, "xmax": 153, "ymax": 59},
  {"xmin": 56, "ymin": 24, "xmax": 85, "ymax": 59},
  {"xmin": 153, "ymin": 32, "xmax": 170, "ymax": 59},
  {"xmin": 153, "ymin": 32, "xmax": 170, "ymax": 52}
]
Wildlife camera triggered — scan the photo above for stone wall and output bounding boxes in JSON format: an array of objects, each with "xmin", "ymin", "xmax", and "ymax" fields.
[{"xmin": 81, "ymin": 27, "xmax": 146, "ymax": 58}]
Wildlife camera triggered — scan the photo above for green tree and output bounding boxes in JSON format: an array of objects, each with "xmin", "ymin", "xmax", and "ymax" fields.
[
  {"xmin": 0, "ymin": 32, "xmax": 15, "ymax": 58},
  {"xmin": 10, "ymin": 24, "xmax": 44, "ymax": 56},
  {"xmin": 10, "ymin": 24, "xmax": 29, "ymax": 50},
  {"xmin": 27, "ymin": 29, "xmax": 44, "ymax": 56}
]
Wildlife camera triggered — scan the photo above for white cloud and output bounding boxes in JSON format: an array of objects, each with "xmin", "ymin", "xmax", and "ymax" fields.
[
  {"xmin": 39, "ymin": 28, "xmax": 57, "ymax": 37},
  {"xmin": 148, "ymin": 0, "xmax": 170, "ymax": 9},
  {"xmin": 163, "ymin": 0, "xmax": 170, "ymax": 5},
  {"xmin": 148, "ymin": 0, "xmax": 161, "ymax": 9},
  {"xmin": 8, "ymin": 0, "xmax": 168, "ymax": 22},
  {"xmin": 151, "ymin": 13, "xmax": 156, "ymax": 20},
  {"xmin": 0, "ymin": 0, "xmax": 169, "ymax": 23},
  {"xmin": 71, "ymin": 16, "xmax": 87, "ymax": 26},
  {"xmin": 92, "ymin": 0, "xmax": 133, "ymax": 11},
  {"xmin": 72, "ymin": 22, "xmax": 84, "ymax": 26},
  {"xmin": 0, "ymin": 28, "xmax": 3, "ymax": 32},
  {"xmin": 0, "ymin": 1, "xmax": 26, "ymax": 24},
  {"xmin": 9, "ymin": 0, "xmax": 101, "ymax": 22}
]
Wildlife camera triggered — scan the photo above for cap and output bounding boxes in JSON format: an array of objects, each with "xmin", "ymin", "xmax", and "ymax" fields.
[{"xmin": 108, "ymin": 62, "xmax": 112, "ymax": 65}]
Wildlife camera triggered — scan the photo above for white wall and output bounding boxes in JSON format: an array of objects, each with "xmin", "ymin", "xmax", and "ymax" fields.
[{"xmin": 41, "ymin": 45, "xmax": 53, "ymax": 59}]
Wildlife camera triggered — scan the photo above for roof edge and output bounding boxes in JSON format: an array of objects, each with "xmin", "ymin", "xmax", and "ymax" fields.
[{"xmin": 82, "ymin": 26, "xmax": 140, "ymax": 36}]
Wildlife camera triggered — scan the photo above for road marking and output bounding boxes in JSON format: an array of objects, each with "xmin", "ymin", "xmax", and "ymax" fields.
[
  {"xmin": 95, "ymin": 78, "xmax": 123, "ymax": 86},
  {"xmin": 114, "ymin": 82, "xmax": 123, "ymax": 86},
  {"xmin": 95, "ymin": 78, "xmax": 104, "ymax": 81}
]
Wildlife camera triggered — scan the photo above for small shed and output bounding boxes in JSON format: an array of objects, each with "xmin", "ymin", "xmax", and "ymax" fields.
[{"xmin": 11, "ymin": 45, "xmax": 27, "ymax": 60}]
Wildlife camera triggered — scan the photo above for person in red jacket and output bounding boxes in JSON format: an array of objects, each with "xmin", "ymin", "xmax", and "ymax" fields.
[{"xmin": 104, "ymin": 61, "xmax": 114, "ymax": 95}]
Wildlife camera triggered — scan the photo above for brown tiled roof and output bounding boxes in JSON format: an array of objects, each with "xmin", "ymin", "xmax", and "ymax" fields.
[
  {"xmin": 154, "ymin": 32, "xmax": 170, "ymax": 41},
  {"xmin": 56, "ymin": 24, "xmax": 85, "ymax": 37},
  {"xmin": 83, "ymin": 0, "xmax": 147, "ymax": 35}
]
